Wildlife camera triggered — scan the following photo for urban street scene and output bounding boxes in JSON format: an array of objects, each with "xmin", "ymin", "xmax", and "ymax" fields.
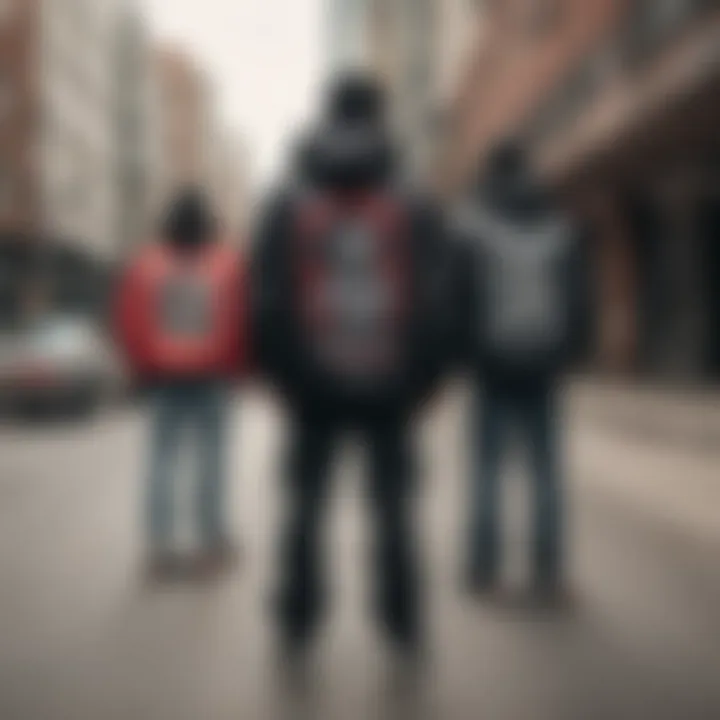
[{"xmin": 0, "ymin": 1, "xmax": 719, "ymax": 719}]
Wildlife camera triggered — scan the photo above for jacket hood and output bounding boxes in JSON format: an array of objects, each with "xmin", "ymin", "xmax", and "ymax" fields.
[
  {"xmin": 479, "ymin": 140, "xmax": 555, "ymax": 222},
  {"xmin": 298, "ymin": 73, "xmax": 397, "ymax": 190},
  {"xmin": 299, "ymin": 122, "xmax": 396, "ymax": 190},
  {"xmin": 161, "ymin": 189, "xmax": 217, "ymax": 249}
]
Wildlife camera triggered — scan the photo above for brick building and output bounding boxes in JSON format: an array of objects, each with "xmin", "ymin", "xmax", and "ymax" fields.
[
  {"xmin": 115, "ymin": 1, "xmax": 159, "ymax": 253},
  {"xmin": 327, "ymin": 0, "xmax": 372, "ymax": 73},
  {"xmin": 366, "ymin": 0, "xmax": 480, "ymax": 178},
  {"xmin": 0, "ymin": 0, "xmax": 121, "ymax": 258},
  {"xmin": 153, "ymin": 46, "xmax": 248, "ymax": 243},
  {"xmin": 0, "ymin": 0, "xmax": 43, "ymax": 237},
  {"xmin": 441, "ymin": 0, "xmax": 720, "ymax": 381},
  {"xmin": 440, "ymin": 0, "xmax": 622, "ymax": 191},
  {"xmin": 208, "ymin": 127, "xmax": 249, "ymax": 244},
  {"xmin": 154, "ymin": 45, "xmax": 214, "ymax": 208}
]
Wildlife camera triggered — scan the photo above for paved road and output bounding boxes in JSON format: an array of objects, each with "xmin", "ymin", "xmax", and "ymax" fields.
[{"xmin": 0, "ymin": 387, "xmax": 719, "ymax": 720}]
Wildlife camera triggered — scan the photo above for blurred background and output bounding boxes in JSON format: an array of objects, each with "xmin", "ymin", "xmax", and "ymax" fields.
[{"xmin": 0, "ymin": 1, "xmax": 719, "ymax": 719}]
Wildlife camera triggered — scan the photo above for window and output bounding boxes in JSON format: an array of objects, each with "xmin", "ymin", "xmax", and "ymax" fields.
[
  {"xmin": 0, "ymin": 0, "xmax": 15, "ymax": 26},
  {"xmin": 0, "ymin": 78, "xmax": 12, "ymax": 123},
  {"xmin": 522, "ymin": 0, "xmax": 563, "ymax": 36},
  {"xmin": 0, "ymin": 169, "xmax": 13, "ymax": 216},
  {"xmin": 528, "ymin": 39, "xmax": 619, "ymax": 143},
  {"xmin": 480, "ymin": 0, "xmax": 563, "ymax": 36},
  {"xmin": 627, "ymin": 0, "xmax": 712, "ymax": 63}
]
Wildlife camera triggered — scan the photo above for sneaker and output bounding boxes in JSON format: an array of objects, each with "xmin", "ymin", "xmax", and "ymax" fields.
[
  {"xmin": 276, "ymin": 630, "xmax": 314, "ymax": 697},
  {"xmin": 384, "ymin": 632, "xmax": 427, "ymax": 703}
]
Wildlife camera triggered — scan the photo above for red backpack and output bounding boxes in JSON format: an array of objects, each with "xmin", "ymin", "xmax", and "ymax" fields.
[{"xmin": 115, "ymin": 240, "xmax": 248, "ymax": 379}]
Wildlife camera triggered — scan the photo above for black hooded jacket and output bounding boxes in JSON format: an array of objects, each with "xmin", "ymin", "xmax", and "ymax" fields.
[{"xmin": 252, "ymin": 77, "xmax": 453, "ymax": 414}]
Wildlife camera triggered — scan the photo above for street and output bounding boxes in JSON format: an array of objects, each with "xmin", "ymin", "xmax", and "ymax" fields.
[{"xmin": 0, "ymin": 385, "xmax": 719, "ymax": 720}]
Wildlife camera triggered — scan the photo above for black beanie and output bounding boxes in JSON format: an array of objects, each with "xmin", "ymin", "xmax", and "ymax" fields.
[
  {"xmin": 326, "ymin": 72, "xmax": 386, "ymax": 125},
  {"xmin": 162, "ymin": 187, "xmax": 216, "ymax": 248}
]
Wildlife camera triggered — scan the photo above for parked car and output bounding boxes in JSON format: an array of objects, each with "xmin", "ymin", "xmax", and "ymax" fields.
[{"xmin": 0, "ymin": 314, "xmax": 124, "ymax": 418}]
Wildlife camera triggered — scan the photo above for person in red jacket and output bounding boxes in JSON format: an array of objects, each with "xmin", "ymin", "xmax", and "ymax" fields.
[{"xmin": 115, "ymin": 188, "xmax": 248, "ymax": 579}]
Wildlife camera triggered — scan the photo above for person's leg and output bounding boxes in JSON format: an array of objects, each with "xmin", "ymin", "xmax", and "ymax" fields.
[
  {"xmin": 194, "ymin": 381, "xmax": 231, "ymax": 551},
  {"xmin": 277, "ymin": 409, "xmax": 336, "ymax": 647},
  {"xmin": 366, "ymin": 415, "xmax": 420, "ymax": 649},
  {"xmin": 523, "ymin": 380, "xmax": 564, "ymax": 589},
  {"xmin": 468, "ymin": 384, "xmax": 507, "ymax": 588},
  {"xmin": 147, "ymin": 385, "xmax": 185, "ymax": 555}
]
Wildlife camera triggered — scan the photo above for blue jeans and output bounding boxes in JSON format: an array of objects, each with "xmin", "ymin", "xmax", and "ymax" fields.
[
  {"xmin": 468, "ymin": 380, "xmax": 563, "ymax": 585},
  {"xmin": 147, "ymin": 381, "xmax": 230, "ymax": 551}
]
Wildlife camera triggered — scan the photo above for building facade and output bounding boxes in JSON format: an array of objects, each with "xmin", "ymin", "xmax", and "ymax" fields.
[
  {"xmin": 154, "ymin": 46, "xmax": 248, "ymax": 244},
  {"xmin": 115, "ymin": 1, "xmax": 157, "ymax": 252},
  {"xmin": 39, "ymin": 0, "xmax": 121, "ymax": 258},
  {"xmin": 327, "ymin": 0, "xmax": 372, "ymax": 73},
  {"xmin": 433, "ymin": 0, "xmax": 480, "ymax": 108},
  {"xmin": 330, "ymin": 0, "xmax": 461, "ymax": 176},
  {"xmin": 154, "ymin": 45, "xmax": 214, "ymax": 210},
  {"xmin": 208, "ymin": 126, "xmax": 248, "ymax": 244},
  {"xmin": 368, "ymin": 0, "xmax": 480, "ymax": 178},
  {"xmin": 0, "ymin": 0, "xmax": 42, "ymax": 237},
  {"xmin": 0, "ymin": 0, "xmax": 122, "ymax": 259},
  {"xmin": 440, "ymin": 0, "xmax": 720, "ymax": 381},
  {"xmin": 439, "ymin": 0, "xmax": 621, "ymax": 192}
]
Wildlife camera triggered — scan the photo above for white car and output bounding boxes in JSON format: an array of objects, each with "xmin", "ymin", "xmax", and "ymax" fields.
[{"xmin": 0, "ymin": 315, "xmax": 124, "ymax": 417}]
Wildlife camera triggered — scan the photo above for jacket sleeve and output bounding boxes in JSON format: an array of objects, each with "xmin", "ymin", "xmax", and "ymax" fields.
[
  {"xmin": 449, "ymin": 220, "xmax": 480, "ymax": 371},
  {"xmin": 112, "ymin": 260, "xmax": 146, "ymax": 376},
  {"xmin": 235, "ymin": 250, "xmax": 252, "ymax": 378},
  {"xmin": 567, "ymin": 226, "xmax": 594, "ymax": 365},
  {"xmin": 407, "ymin": 196, "xmax": 456, "ymax": 396},
  {"xmin": 249, "ymin": 191, "xmax": 296, "ymax": 385}
]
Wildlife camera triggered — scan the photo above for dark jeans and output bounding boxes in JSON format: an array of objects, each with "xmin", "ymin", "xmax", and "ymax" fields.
[
  {"xmin": 147, "ymin": 380, "xmax": 229, "ymax": 552},
  {"xmin": 277, "ymin": 407, "xmax": 419, "ymax": 647},
  {"xmin": 468, "ymin": 378, "xmax": 563, "ymax": 586}
]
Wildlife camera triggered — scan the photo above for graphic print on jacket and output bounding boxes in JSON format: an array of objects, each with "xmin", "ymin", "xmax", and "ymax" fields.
[
  {"xmin": 159, "ymin": 272, "xmax": 215, "ymax": 339},
  {"xmin": 296, "ymin": 194, "xmax": 408, "ymax": 384},
  {"xmin": 460, "ymin": 204, "xmax": 573, "ymax": 363}
]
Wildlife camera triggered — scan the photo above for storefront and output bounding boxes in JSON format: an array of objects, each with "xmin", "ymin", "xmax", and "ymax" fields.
[{"xmin": 534, "ymin": 9, "xmax": 720, "ymax": 381}]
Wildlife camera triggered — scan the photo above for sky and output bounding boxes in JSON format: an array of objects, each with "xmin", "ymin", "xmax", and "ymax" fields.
[{"xmin": 144, "ymin": 0, "xmax": 327, "ymax": 189}]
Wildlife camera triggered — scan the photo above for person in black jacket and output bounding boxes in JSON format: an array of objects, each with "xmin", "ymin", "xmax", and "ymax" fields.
[
  {"xmin": 454, "ymin": 140, "xmax": 590, "ymax": 601},
  {"xmin": 252, "ymin": 72, "xmax": 452, "ymax": 654}
]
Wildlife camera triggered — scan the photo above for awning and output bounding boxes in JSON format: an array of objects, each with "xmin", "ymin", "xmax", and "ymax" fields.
[{"xmin": 538, "ymin": 16, "xmax": 720, "ymax": 184}]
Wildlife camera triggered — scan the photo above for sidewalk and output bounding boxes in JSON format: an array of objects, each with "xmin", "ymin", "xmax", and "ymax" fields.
[
  {"xmin": 567, "ymin": 378, "xmax": 720, "ymax": 547},
  {"xmin": 570, "ymin": 377, "xmax": 720, "ymax": 453}
]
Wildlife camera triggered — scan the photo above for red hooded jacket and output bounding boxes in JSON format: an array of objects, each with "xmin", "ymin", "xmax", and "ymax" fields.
[{"xmin": 114, "ymin": 239, "xmax": 248, "ymax": 381}]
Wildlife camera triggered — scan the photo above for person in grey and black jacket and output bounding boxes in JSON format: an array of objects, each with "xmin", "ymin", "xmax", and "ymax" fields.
[{"xmin": 453, "ymin": 139, "xmax": 591, "ymax": 601}]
